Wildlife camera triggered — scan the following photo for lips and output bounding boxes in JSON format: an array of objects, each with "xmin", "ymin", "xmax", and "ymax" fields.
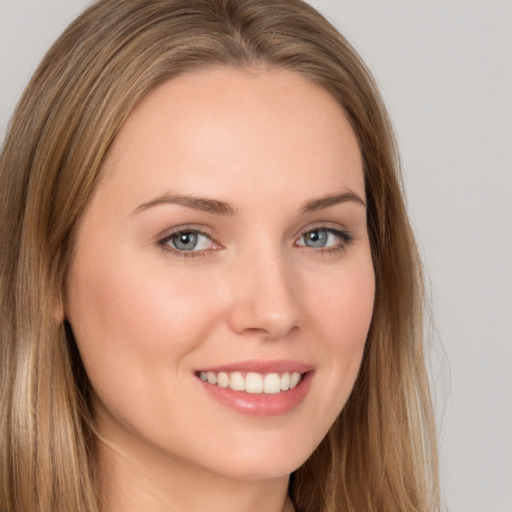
[{"xmin": 195, "ymin": 360, "xmax": 314, "ymax": 416}]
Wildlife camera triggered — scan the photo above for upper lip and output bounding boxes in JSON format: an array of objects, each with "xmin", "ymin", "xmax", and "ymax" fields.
[{"xmin": 196, "ymin": 359, "xmax": 314, "ymax": 374}]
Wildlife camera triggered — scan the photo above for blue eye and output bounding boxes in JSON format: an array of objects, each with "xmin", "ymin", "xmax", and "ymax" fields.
[
  {"xmin": 303, "ymin": 229, "xmax": 329, "ymax": 248},
  {"xmin": 163, "ymin": 230, "xmax": 213, "ymax": 252},
  {"xmin": 297, "ymin": 228, "xmax": 351, "ymax": 249}
]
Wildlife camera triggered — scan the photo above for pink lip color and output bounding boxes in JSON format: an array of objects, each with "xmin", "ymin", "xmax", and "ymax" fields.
[
  {"xmin": 198, "ymin": 359, "xmax": 314, "ymax": 375},
  {"xmin": 196, "ymin": 360, "xmax": 315, "ymax": 417}
]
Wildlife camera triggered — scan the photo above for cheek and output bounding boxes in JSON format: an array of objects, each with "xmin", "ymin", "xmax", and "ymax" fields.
[
  {"xmin": 332, "ymin": 268, "xmax": 373, "ymax": 370},
  {"xmin": 310, "ymin": 253, "xmax": 375, "ymax": 345},
  {"xmin": 66, "ymin": 253, "xmax": 230, "ymax": 452},
  {"xmin": 66, "ymin": 250, "xmax": 221, "ymax": 395},
  {"xmin": 305, "ymin": 253, "xmax": 374, "ymax": 400}
]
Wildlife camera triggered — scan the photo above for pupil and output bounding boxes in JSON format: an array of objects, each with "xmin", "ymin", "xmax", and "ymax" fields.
[
  {"xmin": 173, "ymin": 232, "xmax": 197, "ymax": 250},
  {"xmin": 307, "ymin": 230, "xmax": 327, "ymax": 247}
]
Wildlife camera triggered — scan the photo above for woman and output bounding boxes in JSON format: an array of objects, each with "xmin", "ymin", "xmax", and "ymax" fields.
[{"xmin": 0, "ymin": 0, "xmax": 439, "ymax": 511}]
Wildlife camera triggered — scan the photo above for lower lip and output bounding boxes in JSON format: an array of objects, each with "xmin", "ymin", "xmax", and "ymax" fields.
[{"xmin": 198, "ymin": 372, "xmax": 314, "ymax": 417}]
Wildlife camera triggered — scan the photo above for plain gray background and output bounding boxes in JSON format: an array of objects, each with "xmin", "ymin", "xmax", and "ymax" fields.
[{"xmin": 1, "ymin": 1, "xmax": 511, "ymax": 511}]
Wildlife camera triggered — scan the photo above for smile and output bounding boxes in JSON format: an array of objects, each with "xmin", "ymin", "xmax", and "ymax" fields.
[{"xmin": 198, "ymin": 371, "xmax": 303, "ymax": 394}]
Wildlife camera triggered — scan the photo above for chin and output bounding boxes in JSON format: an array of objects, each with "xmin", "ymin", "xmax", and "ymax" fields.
[{"xmin": 188, "ymin": 431, "xmax": 320, "ymax": 481}]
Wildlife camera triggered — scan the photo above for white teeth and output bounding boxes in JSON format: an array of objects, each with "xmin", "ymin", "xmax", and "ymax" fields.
[
  {"xmin": 246, "ymin": 372, "xmax": 263, "ymax": 393},
  {"xmin": 206, "ymin": 371, "xmax": 217, "ymax": 384},
  {"xmin": 229, "ymin": 371, "xmax": 245, "ymax": 391},
  {"xmin": 280, "ymin": 372, "xmax": 290, "ymax": 391},
  {"xmin": 290, "ymin": 372, "xmax": 301, "ymax": 389},
  {"xmin": 263, "ymin": 373, "xmax": 281, "ymax": 394},
  {"xmin": 198, "ymin": 370, "xmax": 303, "ymax": 394},
  {"xmin": 217, "ymin": 372, "xmax": 229, "ymax": 388}
]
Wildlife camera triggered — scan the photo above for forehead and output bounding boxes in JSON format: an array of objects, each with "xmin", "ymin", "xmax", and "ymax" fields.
[{"xmin": 99, "ymin": 67, "xmax": 364, "ymax": 209}]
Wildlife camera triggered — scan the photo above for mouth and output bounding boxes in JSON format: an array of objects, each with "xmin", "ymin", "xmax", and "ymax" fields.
[
  {"xmin": 195, "ymin": 361, "xmax": 314, "ymax": 416},
  {"xmin": 196, "ymin": 370, "xmax": 304, "ymax": 395}
]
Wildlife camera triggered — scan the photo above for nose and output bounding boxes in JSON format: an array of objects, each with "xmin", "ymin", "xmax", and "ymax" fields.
[{"xmin": 227, "ymin": 249, "xmax": 301, "ymax": 340}]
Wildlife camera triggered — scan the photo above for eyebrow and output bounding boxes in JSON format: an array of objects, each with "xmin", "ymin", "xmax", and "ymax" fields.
[
  {"xmin": 133, "ymin": 193, "xmax": 235, "ymax": 216},
  {"xmin": 133, "ymin": 190, "xmax": 366, "ymax": 216},
  {"xmin": 300, "ymin": 191, "xmax": 366, "ymax": 213}
]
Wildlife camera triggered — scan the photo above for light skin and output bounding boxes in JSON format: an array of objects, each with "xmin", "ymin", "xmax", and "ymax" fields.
[{"xmin": 65, "ymin": 67, "xmax": 375, "ymax": 512}]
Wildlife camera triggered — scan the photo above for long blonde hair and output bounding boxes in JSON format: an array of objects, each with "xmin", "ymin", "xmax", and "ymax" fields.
[{"xmin": 0, "ymin": 1, "xmax": 439, "ymax": 510}]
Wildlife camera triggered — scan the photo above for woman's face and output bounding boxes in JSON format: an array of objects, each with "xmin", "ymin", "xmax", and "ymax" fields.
[{"xmin": 66, "ymin": 67, "xmax": 375, "ymax": 480}]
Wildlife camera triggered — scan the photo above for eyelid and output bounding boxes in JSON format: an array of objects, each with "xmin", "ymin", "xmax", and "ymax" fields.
[
  {"xmin": 155, "ymin": 222, "xmax": 354, "ymax": 259},
  {"xmin": 295, "ymin": 222, "xmax": 352, "ymax": 240},
  {"xmin": 294, "ymin": 223, "xmax": 354, "ymax": 250},
  {"xmin": 157, "ymin": 225, "xmax": 221, "ymax": 257},
  {"xmin": 157, "ymin": 224, "xmax": 215, "ymax": 242}
]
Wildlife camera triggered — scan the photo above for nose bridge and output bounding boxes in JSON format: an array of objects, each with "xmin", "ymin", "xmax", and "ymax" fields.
[{"xmin": 227, "ymin": 243, "xmax": 300, "ymax": 339}]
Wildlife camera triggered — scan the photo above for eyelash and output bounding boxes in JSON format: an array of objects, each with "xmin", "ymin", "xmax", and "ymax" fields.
[
  {"xmin": 157, "ymin": 227, "xmax": 216, "ymax": 259},
  {"xmin": 297, "ymin": 227, "xmax": 354, "ymax": 256},
  {"xmin": 157, "ymin": 225, "xmax": 354, "ymax": 259}
]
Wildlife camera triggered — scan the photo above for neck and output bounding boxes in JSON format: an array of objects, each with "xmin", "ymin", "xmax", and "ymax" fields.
[{"xmin": 96, "ymin": 433, "xmax": 294, "ymax": 512}]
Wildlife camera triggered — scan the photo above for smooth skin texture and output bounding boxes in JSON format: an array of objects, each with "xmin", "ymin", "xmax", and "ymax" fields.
[{"xmin": 65, "ymin": 68, "xmax": 375, "ymax": 512}]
